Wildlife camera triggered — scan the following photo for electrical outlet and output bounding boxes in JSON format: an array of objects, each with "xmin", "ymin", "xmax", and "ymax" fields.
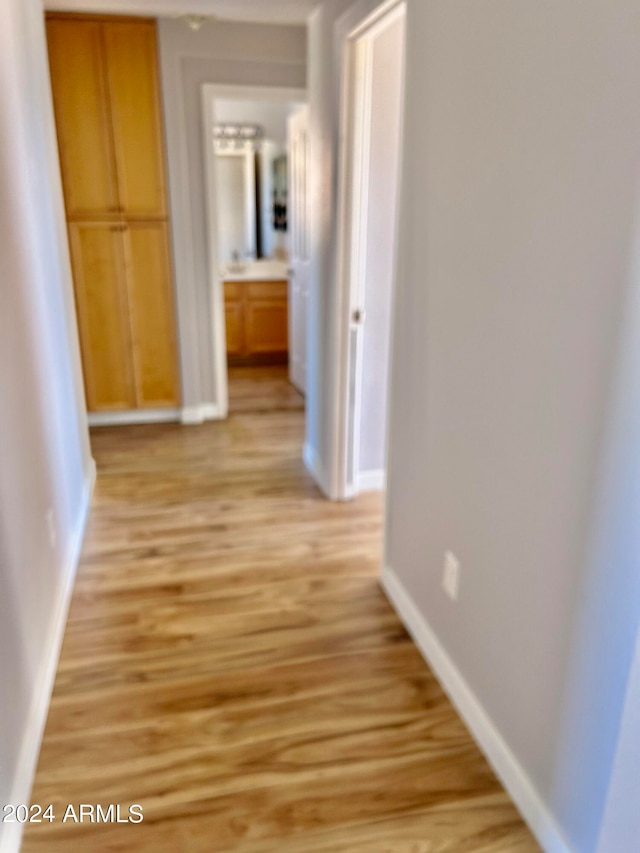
[
  {"xmin": 442, "ymin": 551, "xmax": 460, "ymax": 601},
  {"xmin": 46, "ymin": 509, "xmax": 57, "ymax": 550}
]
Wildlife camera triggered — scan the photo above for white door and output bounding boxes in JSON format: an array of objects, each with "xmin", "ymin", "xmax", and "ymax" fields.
[
  {"xmin": 287, "ymin": 106, "xmax": 310, "ymax": 394},
  {"xmin": 336, "ymin": 3, "xmax": 406, "ymax": 498}
]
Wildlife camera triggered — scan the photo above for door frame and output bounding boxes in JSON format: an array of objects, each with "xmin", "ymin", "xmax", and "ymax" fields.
[
  {"xmin": 201, "ymin": 83, "xmax": 307, "ymax": 421},
  {"xmin": 287, "ymin": 104, "xmax": 311, "ymax": 395},
  {"xmin": 332, "ymin": 0, "xmax": 407, "ymax": 500}
]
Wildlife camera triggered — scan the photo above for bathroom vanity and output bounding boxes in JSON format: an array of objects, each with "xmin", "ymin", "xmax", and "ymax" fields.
[{"xmin": 222, "ymin": 261, "xmax": 289, "ymax": 365}]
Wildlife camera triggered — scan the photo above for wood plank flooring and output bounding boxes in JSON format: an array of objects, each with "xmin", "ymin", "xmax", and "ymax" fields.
[
  {"xmin": 228, "ymin": 365, "xmax": 305, "ymax": 414},
  {"xmin": 23, "ymin": 402, "xmax": 537, "ymax": 852}
]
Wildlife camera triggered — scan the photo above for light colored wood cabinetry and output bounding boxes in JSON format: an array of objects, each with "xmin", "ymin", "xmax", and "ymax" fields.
[
  {"xmin": 67, "ymin": 220, "xmax": 179, "ymax": 411},
  {"xmin": 102, "ymin": 22, "xmax": 167, "ymax": 219},
  {"xmin": 224, "ymin": 280, "xmax": 288, "ymax": 365},
  {"xmin": 47, "ymin": 14, "xmax": 179, "ymax": 412},
  {"xmin": 47, "ymin": 19, "xmax": 119, "ymax": 219},
  {"xmin": 245, "ymin": 283, "xmax": 290, "ymax": 354},
  {"xmin": 124, "ymin": 222, "xmax": 179, "ymax": 406},
  {"xmin": 224, "ymin": 282, "xmax": 244, "ymax": 357},
  {"xmin": 68, "ymin": 222, "xmax": 134, "ymax": 410}
]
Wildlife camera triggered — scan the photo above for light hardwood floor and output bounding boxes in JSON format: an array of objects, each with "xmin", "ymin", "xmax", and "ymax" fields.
[
  {"xmin": 227, "ymin": 365, "xmax": 305, "ymax": 414},
  {"xmin": 23, "ymin": 405, "xmax": 538, "ymax": 852}
]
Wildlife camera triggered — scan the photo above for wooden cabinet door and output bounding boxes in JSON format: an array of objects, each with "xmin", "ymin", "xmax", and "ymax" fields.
[
  {"xmin": 245, "ymin": 283, "xmax": 289, "ymax": 354},
  {"xmin": 46, "ymin": 19, "xmax": 120, "ymax": 219},
  {"xmin": 102, "ymin": 22, "xmax": 167, "ymax": 219},
  {"xmin": 225, "ymin": 302, "xmax": 244, "ymax": 356},
  {"xmin": 68, "ymin": 223, "xmax": 135, "ymax": 410},
  {"xmin": 123, "ymin": 222, "xmax": 180, "ymax": 407},
  {"xmin": 224, "ymin": 282, "xmax": 244, "ymax": 356}
]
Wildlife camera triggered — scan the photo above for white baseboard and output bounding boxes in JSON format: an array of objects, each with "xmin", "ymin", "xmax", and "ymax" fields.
[
  {"xmin": 88, "ymin": 404, "xmax": 223, "ymax": 427},
  {"xmin": 380, "ymin": 565, "xmax": 572, "ymax": 853},
  {"xmin": 0, "ymin": 460, "xmax": 96, "ymax": 853},
  {"xmin": 89, "ymin": 408, "xmax": 180, "ymax": 427},
  {"xmin": 303, "ymin": 442, "xmax": 332, "ymax": 498},
  {"xmin": 357, "ymin": 469, "xmax": 385, "ymax": 493},
  {"xmin": 180, "ymin": 403, "xmax": 221, "ymax": 425}
]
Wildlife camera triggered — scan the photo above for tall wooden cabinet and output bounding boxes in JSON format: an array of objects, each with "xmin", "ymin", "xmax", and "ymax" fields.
[{"xmin": 46, "ymin": 14, "xmax": 180, "ymax": 412}]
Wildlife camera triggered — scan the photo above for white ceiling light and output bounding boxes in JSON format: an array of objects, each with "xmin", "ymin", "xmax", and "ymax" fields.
[{"xmin": 179, "ymin": 14, "xmax": 212, "ymax": 31}]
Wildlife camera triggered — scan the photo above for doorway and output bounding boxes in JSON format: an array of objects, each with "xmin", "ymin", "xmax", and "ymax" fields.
[
  {"xmin": 335, "ymin": 0, "xmax": 407, "ymax": 499},
  {"xmin": 201, "ymin": 85, "xmax": 308, "ymax": 417}
]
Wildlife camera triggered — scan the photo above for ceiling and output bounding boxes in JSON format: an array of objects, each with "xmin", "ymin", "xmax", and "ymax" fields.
[{"xmin": 43, "ymin": 0, "xmax": 319, "ymax": 25}]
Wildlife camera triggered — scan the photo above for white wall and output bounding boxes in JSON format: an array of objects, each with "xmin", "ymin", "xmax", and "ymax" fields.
[
  {"xmin": 597, "ymin": 626, "xmax": 640, "ymax": 852},
  {"xmin": 380, "ymin": 1, "xmax": 640, "ymax": 851},
  {"xmin": 358, "ymin": 13, "xmax": 404, "ymax": 481},
  {"xmin": 0, "ymin": 0, "xmax": 94, "ymax": 848},
  {"xmin": 214, "ymin": 98, "xmax": 300, "ymax": 146},
  {"xmin": 157, "ymin": 19, "xmax": 306, "ymax": 411}
]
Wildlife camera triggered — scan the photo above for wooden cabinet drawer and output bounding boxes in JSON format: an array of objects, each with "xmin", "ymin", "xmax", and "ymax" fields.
[{"xmin": 246, "ymin": 281, "xmax": 288, "ymax": 299}]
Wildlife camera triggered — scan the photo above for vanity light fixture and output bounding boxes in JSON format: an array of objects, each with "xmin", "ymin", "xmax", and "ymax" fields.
[{"xmin": 214, "ymin": 123, "xmax": 266, "ymax": 152}]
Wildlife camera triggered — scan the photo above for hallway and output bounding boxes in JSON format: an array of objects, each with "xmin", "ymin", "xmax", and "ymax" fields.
[{"xmin": 23, "ymin": 408, "xmax": 536, "ymax": 851}]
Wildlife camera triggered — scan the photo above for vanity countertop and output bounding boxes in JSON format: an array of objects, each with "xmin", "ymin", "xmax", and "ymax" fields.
[{"xmin": 221, "ymin": 260, "xmax": 288, "ymax": 282}]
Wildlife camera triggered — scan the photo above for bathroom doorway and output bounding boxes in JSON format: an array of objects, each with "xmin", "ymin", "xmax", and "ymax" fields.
[{"xmin": 201, "ymin": 84, "xmax": 307, "ymax": 416}]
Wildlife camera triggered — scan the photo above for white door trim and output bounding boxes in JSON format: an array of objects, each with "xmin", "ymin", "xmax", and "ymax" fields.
[
  {"xmin": 201, "ymin": 83, "xmax": 307, "ymax": 423},
  {"xmin": 288, "ymin": 105, "xmax": 311, "ymax": 395},
  {"xmin": 357, "ymin": 469, "xmax": 386, "ymax": 492},
  {"xmin": 333, "ymin": 0, "xmax": 407, "ymax": 500}
]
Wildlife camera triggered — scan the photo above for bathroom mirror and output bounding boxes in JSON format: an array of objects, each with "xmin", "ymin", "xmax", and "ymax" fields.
[{"xmin": 214, "ymin": 141, "xmax": 288, "ymax": 264}]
